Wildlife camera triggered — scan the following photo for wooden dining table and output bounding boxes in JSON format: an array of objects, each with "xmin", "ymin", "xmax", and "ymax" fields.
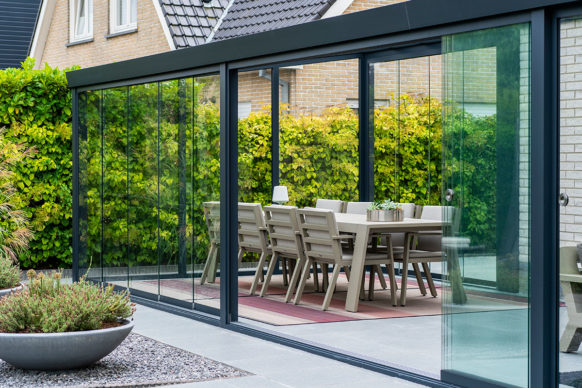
[{"xmin": 334, "ymin": 213, "xmax": 443, "ymax": 312}]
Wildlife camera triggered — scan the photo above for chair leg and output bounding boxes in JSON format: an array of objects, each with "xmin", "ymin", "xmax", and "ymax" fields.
[
  {"xmin": 344, "ymin": 266, "xmax": 351, "ymax": 281},
  {"xmin": 260, "ymin": 253, "xmax": 279, "ymax": 297},
  {"xmin": 312, "ymin": 262, "xmax": 319, "ymax": 291},
  {"xmin": 560, "ymin": 323, "xmax": 582, "ymax": 353},
  {"xmin": 368, "ymin": 265, "xmax": 376, "ymax": 301},
  {"xmin": 282, "ymin": 258, "xmax": 289, "ymax": 286},
  {"xmin": 360, "ymin": 268, "xmax": 366, "ymax": 300},
  {"xmin": 237, "ymin": 248, "xmax": 244, "ymax": 267},
  {"xmin": 375, "ymin": 264, "xmax": 387, "ymax": 289},
  {"xmin": 412, "ymin": 263, "xmax": 427, "ymax": 296},
  {"xmin": 322, "ymin": 264, "xmax": 341, "ymax": 311},
  {"xmin": 249, "ymin": 252, "xmax": 268, "ymax": 295},
  {"xmin": 208, "ymin": 246, "xmax": 219, "ymax": 283},
  {"xmin": 285, "ymin": 258, "xmax": 304, "ymax": 303},
  {"xmin": 322, "ymin": 264, "xmax": 329, "ymax": 292},
  {"xmin": 294, "ymin": 259, "xmax": 313, "ymax": 305},
  {"xmin": 200, "ymin": 244, "xmax": 215, "ymax": 285},
  {"xmin": 387, "ymin": 263, "xmax": 397, "ymax": 306},
  {"xmin": 422, "ymin": 262, "xmax": 438, "ymax": 297}
]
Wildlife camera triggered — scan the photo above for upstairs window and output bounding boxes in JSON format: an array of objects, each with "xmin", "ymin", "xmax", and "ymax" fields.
[
  {"xmin": 110, "ymin": 0, "xmax": 137, "ymax": 34},
  {"xmin": 70, "ymin": 0, "xmax": 93, "ymax": 42}
]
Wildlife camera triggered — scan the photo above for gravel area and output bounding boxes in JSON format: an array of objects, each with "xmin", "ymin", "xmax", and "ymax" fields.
[{"xmin": 0, "ymin": 333, "xmax": 251, "ymax": 387}]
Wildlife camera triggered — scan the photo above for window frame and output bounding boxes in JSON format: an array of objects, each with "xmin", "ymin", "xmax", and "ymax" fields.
[
  {"xmin": 69, "ymin": 0, "xmax": 93, "ymax": 42},
  {"xmin": 110, "ymin": 0, "xmax": 137, "ymax": 34}
]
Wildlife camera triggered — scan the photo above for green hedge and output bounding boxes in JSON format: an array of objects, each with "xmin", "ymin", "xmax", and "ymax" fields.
[{"xmin": 0, "ymin": 59, "xmax": 75, "ymax": 268}]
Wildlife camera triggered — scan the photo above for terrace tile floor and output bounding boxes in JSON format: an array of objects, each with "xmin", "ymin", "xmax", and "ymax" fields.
[{"xmin": 133, "ymin": 305, "xmax": 426, "ymax": 387}]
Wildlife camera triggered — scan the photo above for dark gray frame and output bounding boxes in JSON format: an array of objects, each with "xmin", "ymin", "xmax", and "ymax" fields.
[{"xmin": 68, "ymin": 1, "xmax": 578, "ymax": 386}]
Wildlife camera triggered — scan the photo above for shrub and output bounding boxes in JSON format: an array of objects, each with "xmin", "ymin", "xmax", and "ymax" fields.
[
  {"xmin": 0, "ymin": 270, "xmax": 134, "ymax": 333},
  {"xmin": 0, "ymin": 258, "xmax": 20, "ymax": 290},
  {"xmin": 0, "ymin": 58, "xmax": 75, "ymax": 268}
]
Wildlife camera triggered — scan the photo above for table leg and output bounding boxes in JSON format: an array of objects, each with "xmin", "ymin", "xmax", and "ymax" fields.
[
  {"xmin": 345, "ymin": 225, "xmax": 369, "ymax": 312},
  {"xmin": 399, "ymin": 232, "xmax": 413, "ymax": 306}
]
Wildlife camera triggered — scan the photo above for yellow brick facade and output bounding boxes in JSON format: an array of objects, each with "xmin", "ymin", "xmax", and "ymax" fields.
[
  {"xmin": 38, "ymin": 0, "xmax": 170, "ymax": 69},
  {"xmin": 344, "ymin": 0, "xmax": 407, "ymax": 14}
]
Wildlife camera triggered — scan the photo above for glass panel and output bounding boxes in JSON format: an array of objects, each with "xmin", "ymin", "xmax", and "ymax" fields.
[
  {"xmin": 102, "ymin": 87, "xmax": 129, "ymax": 286},
  {"xmin": 130, "ymin": 0, "xmax": 137, "ymax": 24},
  {"xmin": 78, "ymin": 90, "xmax": 102, "ymax": 282},
  {"xmin": 237, "ymin": 69, "xmax": 272, "ymax": 301},
  {"xmin": 193, "ymin": 75, "xmax": 221, "ymax": 311},
  {"xmin": 76, "ymin": 0, "xmax": 86, "ymax": 36},
  {"xmin": 118, "ymin": 0, "xmax": 126, "ymax": 25},
  {"xmin": 128, "ymin": 83, "xmax": 159, "ymax": 294},
  {"xmin": 559, "ymin": 16, "xmax": 582, "ymax": 386},
  {"xmin": 280, "ymin": 58, "xmax": 360, "ymax": 207},
  {"xmin": 159, "ymin": 79, "xmax": 194, "ymax": 304},
  {"xmin": 441, "ymin": 23, "xmax": 530, "ymax": 387}
]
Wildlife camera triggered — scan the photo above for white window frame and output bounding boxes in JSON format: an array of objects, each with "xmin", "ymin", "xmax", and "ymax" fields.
[
  {"xmin": 69, "ymin": 0, "xmax": 93, "ymax": 42},
  {"xmin": 110, "ymin": 0, "xmax": 137, "ymax": 34}
]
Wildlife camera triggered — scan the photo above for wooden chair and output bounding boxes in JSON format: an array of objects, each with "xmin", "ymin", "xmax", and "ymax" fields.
[
  {"xmin": 560, "ymin": 246, "xmax": 582, "ymax": 352},
  {"xmin": 315, "ymin": 198, "xmax": 344, "ymax": 213},
  {"xmin": 261, "ymin": 205, "xmax": 318, "ymax": 301},
  {"xmin": 237, "ymin": 203, "xmax": 272, "ymax": 295},
  {"xmin": 200, "ymin": 201, "xmax": 220, "ymax": 285},
  {"xmin": 294, "ymin": 208, "xmax": 397, "ymax": 310}
]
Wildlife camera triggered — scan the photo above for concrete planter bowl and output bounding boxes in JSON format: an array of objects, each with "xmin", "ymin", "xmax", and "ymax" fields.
[
  {"xmin": 0, "ymin": 320, "xmax": 134, "ymax": 370},
  {"xmin": 0, "ymin": 284, "xmax": 23, "ymax": 299}
]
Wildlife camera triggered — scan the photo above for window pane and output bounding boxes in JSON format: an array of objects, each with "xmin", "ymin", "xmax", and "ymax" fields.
[
  {"xmin": 130, "ymin": 0, "xmax": 137, "ymax": 24},
  {"xmin": 102, "ymin": 87, "xmax": 128, "ymax": 285},
  {"xmin": 76, "ymin": 0, "xmax": 86, "ymax": 35},
  {"xmin": 128, "ymin": 83, "xmax": 159, "ymax": 293},
  {"xmin": 118, "ymin": 0, "xmax": 126, "ymax": 25}
]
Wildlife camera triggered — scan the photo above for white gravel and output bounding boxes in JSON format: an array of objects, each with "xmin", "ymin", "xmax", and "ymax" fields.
[{"xmin": 0, "ymin": 333, "xmax": 250, "ymax": 387}]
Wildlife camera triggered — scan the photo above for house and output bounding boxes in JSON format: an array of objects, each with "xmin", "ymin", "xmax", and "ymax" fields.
[{"xmin": 0, "ymin": 0, "xmax": 41, "ymax": 69}]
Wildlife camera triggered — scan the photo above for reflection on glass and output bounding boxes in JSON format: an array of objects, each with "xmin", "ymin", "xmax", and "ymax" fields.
[
  {"xmin": 559, "ymin": 16, "xmax": 582, "ymax": 386},
  {"xmin": 280, "ymin": 58, "xmax": 360, "ymax": 207},
  {"xmin": 102, "ymin": 87, "xmax": 128, "ymax": 286},
  {"xmin": 193, "ymin": 75, "xmax": 221, "ymax": 310},
  {"xmin": 128, "ymin": 83, "xmax": 159, "ymax": 294},
  {"xmin": 78, "ymin": 90, "xmax": 102, "ymax": 282},
  {"xmin": 441, "ymin": 23, "xmax": 530, "ymax": 387}
]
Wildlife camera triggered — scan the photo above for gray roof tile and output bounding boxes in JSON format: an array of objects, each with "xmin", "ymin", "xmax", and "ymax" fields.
[{"xmin": 159, "ymin": 0, "xmax": 228, "ymax": 49}]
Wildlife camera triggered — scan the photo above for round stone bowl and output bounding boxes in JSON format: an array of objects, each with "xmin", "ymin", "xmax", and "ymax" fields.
[
  {"xmin": 0, "ymin": 320, "xmax": 134, "ymax": 370},
  {"xmin": 0, "ymin": 284, "xmax": 23, "ymax": 299}
]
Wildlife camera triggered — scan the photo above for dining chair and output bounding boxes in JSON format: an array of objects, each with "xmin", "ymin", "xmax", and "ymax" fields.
[
  {"xmin": 559, "ymin": 246, "xmax": 582, "ymax": 352},
  {"xmin": 344, "ymin": 201, "xmax": 387, "ymax": 291},
  {"xmin": 200, "ymin": 201, "xmax": 221, "ymax": 285},
  {"xmin": 294, "ymin": 208, "xmax": 397, "ymax": 310},
  {"xmin": 237, "ymin": 203, "xmax": 272, "ymax": 295},
  {"xmin": 261, "ymin": 205, "xmax": 318, "ymax": 301},
  {"xmin": 315, "ymin": 198, "xmax": 344, "ymax": 213}
]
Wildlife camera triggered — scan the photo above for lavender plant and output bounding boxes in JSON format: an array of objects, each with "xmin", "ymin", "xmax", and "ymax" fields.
[{"xmin": 0, "ymin": 270, "xmax": 134, "ymax": 333}]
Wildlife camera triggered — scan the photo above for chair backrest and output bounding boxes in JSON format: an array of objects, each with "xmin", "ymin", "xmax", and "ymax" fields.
[
  {"xmin": 264, "ymin": 205, "xmax": 304, "ymax": 259},
  {"xmin": 238, "ymin": 203, "xmax": 269, "ymax": 252},
  {"xmin": 315, "ymin": 199, "xmax": 344, "ymax": 213},
  {"xmin": 297, "ymin": 208, "xmax": 343, "ymax": 263},
  {"xmin": 561, "ymin": 246, "xmax": 579, "ymax": 276},
  {"xmin": 345, "ymin": 201, "xmax": 372, "ymax": 215},
  {"xmin": 202, "ymin": 201, "xmax": 221, "ymax": 245},
  {"xmin": 417, "ymin": 205, "xmax": 446, "ymax": 251},
  {"xmin": 399, "ymin": 203, "xmax": 416, "ymax": 219}
]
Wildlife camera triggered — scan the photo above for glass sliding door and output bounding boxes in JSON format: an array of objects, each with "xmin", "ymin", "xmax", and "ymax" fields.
[
  {"xmin": 559, "ymin": 16, "xmax": 582, "ymax": 388},
  {"xmin": 441, "ymin": 23, "xmax": 531, "ymax": 387}
]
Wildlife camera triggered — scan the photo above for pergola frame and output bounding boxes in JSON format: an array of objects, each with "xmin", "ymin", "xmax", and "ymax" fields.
[{"xmin": 68, "ymin": 1, "xmax": 582, "ymax": 386}]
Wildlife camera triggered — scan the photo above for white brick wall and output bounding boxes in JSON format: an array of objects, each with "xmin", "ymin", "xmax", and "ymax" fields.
[{"xmin": 560, "ymin": 19, "xmax": 582, "ymax": 247}]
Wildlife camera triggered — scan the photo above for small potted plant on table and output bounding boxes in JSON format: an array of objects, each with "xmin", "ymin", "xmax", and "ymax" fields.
[
  {"xmin": 367, "ymin": 200, "xmax": 403, "ymax": 222},
  {"xmin": 0, "ymin": 270, "xmax": 135, "ymax": 370}
]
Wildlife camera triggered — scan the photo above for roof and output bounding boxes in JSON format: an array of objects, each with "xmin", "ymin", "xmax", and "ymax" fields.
[
  {"xmin": 0, "ymin": 0, "xmax": 41, "ymax": 69},
  {"xmin": 160, "ymin": 0, "xmax": 230, "ymax": 48},
  {"xmin": 212, "ymin": 0, "xmax": 337, "ymax": 41}
]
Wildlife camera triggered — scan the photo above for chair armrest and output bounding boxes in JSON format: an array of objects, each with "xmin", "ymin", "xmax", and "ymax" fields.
[
  {"xmin": 258, "ymin": 226, "xmax": 268, "ymax": 231},
  {"xmin": 333, "ymin": 235, "xmax": 355, "ymax": 240}
]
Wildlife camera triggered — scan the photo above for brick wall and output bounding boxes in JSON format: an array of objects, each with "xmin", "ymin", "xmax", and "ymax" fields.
[
  {"xmin": 38, "ymin": 0, "xmax": 170, "ymax": 69},
  {"xmin": 344, "ymin": 0, "xmax": 407, "ymax": 14},
  {"xmin": 560, "ymin": 19, "xmax": 582, "ymax": 247}
]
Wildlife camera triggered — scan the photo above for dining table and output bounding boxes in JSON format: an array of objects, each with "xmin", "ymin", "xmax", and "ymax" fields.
[{"xmin": 334, "ymin": 213, "xmax": 443, "ymax": 312}]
